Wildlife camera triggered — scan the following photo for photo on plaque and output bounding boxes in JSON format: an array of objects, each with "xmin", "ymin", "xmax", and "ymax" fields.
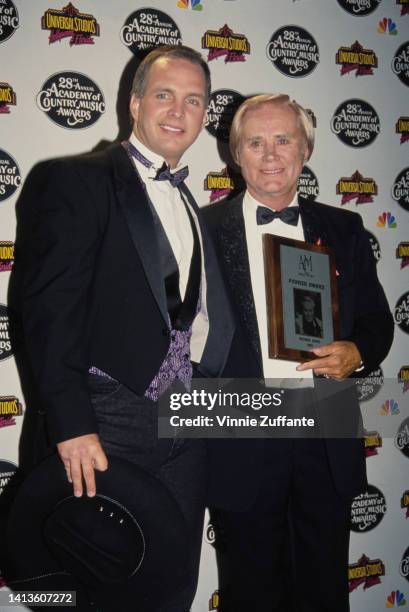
[
  {"xmin": 263, "ymin": 235, "xmax": 339, "ymax": 362},
  {"xmin": 293, "ymin": 289, "xmax": 323, "ymax": 339}
]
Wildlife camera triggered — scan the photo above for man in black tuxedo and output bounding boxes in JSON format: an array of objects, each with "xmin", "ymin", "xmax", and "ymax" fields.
[
  {"xmin": 203, "ymin": 94, "xmax": 393, "ymax": 611},
  {"xmin": 22, "ymin": 45, "xmax": 233, "ymax": 611}
]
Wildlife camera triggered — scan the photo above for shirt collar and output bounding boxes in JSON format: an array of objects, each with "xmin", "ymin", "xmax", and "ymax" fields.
[
  {"xmin": 245, "ymin": 190, "xmax": 299, "ymax": 214},
  {"xmin": 129, "ymin": 132, "xmax": 186, "ymax": 177}
]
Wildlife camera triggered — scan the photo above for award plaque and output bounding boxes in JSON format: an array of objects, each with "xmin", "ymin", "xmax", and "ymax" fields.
[{"xmin": 263, "ymin": 235, "xmax": 339, "ymax": 362}]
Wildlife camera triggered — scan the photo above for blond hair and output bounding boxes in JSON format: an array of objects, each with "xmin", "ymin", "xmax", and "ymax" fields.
[{"xmin": 229, "ymin": 94, "xmax": 315, "ymax": 163}]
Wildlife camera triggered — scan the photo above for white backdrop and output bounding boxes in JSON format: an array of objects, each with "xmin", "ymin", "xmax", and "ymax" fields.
[{"xmin": 0, "ymin": 1, "xmax": 408, "ymax": 610}]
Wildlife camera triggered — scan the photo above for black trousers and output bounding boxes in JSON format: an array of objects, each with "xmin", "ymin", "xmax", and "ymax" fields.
[
  {"xmin": 87, "ymin": 374, "xmax": 207, "ymax": 612},
  {"xmin": 213, "ymin": 427, "xmax": 351, "ymax": 611}
]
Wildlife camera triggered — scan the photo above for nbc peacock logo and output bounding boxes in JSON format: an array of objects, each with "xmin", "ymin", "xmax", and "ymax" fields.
[
  {"xmin": 376, "ymin": 212, "xmax": 397, "ymax": 228},
  {"xmin": 379, "ymin": 399, "xmax": 400, "ymax": 416},
  {"xmin": 177, "ymin": 0, "xmax": 203, "ymax": 10},
  {"xmin": 377, "ymin": 18, "xmax": 398, "ymax": 35},
  {"xmin": 385, "ymin": 590, "xmax": 406, "ymax": 607}
]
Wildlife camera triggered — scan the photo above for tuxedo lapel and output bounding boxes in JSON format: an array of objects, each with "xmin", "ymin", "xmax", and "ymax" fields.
[
  {"xmin": 299, "ymin": 197, "xmax": 331, "ymax": 247},
  {"xmin": 219, "ymin": 196, "xmax": 262, "ymax": 366},
  {"xmin": 108, "ymin": 144, "xmax": 168, "ymax": 324},
  {"xmin": 179, "ymin": 183, "xmax": 235, "ymax": 377}
]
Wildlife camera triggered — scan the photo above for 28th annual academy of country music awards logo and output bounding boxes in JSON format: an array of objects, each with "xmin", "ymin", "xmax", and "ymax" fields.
[
  {"xmin": 394, "ymin": 292, "xmax": 409, "ymax": 335},
  {"xmin": 331, "ymin": 100, "xmax": 380, "ymax": 147},
  {"xmin": 366, "ymin": 231, "xmax": 381, "ymax": 263},
  {"xmin": 392, "ymin": 168, "xmax": 409, "ymax": 212},
  {"xmin": 205, "ymin": 89, "xmax": 245, "ymax": 142},
  {"xmin": 267, "ymin": 25, "xmax": 319, "ymax": 77},
  {"xmin": 36, "ymin": 72, "xmax": 105, "ymax": 129},
  {"xmin": 0, "ymin": 82, "xmax": 16, "ymax": 114},
  {"xmin": 297, "ymin": 166, "xmax": 319, "ymax": 201},
  {"xmin": 120, "ymin": 9, "xmax": 182, "ymax": 54},
  {"xmin": 336, "ymin": 171, "xmax": 377, "ymax": 206},
  {"xmin": 392, "ymin": 41, "xmax": 409, "ymax": 87},
  {"xmin": 201, "ymin": 24, "xmax": 250, "ymax": 63},
  {"xmin": 41, "ymin": 3, "xmax": 100, "ymax": 46},
  {"xmin": 0, "ymin": 0, "xmax": 19, "ymax": 44},
  {"xmin": 355, "ymin": 367, "xmax": 384, "ymax": 402},
  {"xmin": 395, "ymin": 417, "xmax": 409, "ymax": 458},
  {"xmin": 401, "ymin": 547, "xmax": 409, "ymax": 583},
  {"xmin": 0, "ymin": 149, "xmax": 21, "ymax": 202},
  {"xmin": 336, "ymin": 41, "xmax": 378, "ymax": 77},
  {"xmin": 336, "ymin": 0, "xmax": 381, "ymax": 16},
  {"xmin": 0, "ymin": 459, "xmax": 17, "ymax": 494},
  {"xmin": 350, "ymin": 484, "xmax": 387, "ymax": 532}
]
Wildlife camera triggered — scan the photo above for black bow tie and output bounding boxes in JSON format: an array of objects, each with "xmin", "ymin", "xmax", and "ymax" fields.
[
  {"xmin": 155, "ymin": 162, "xmax": 189, "ymax": 188},
  {"xmin": 256, "ymin": 205, "xmax": 300, "ymax": 226}
]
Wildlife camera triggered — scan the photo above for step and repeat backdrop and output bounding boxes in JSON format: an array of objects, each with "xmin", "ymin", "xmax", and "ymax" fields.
[{"xmin": 0, "ymin": 1, "xmax": 408, "ymax": 610}]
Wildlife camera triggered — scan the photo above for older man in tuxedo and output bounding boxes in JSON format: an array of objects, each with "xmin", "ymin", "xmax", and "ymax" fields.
[
  {"xmin": 22, "ymin": 45, "xmax": 233, "ymax": 611},
  {"xmin": 204, "ymin": 94, "xmax": 393, "ymax": 612}
]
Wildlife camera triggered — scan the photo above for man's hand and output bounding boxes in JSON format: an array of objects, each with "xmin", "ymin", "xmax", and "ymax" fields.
[
  {"xmin": 57, "ymin": 433, "xmax": 108, "ymax": 497},
  {"xmin": 296, "ymin": 340, "xmax": 362, "ymax": 380}
]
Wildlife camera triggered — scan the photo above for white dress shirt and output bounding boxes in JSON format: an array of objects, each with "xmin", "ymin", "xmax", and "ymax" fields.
[
  {"xmin": 128, "ymin": 133, "xmax": 209, "ymax": 362},
  {"xmin": 243, "ymin": 190, "xmax": 313, "ymax": 386}
]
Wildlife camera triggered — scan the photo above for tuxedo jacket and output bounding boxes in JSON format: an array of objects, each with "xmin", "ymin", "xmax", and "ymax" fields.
[
  {"xmin": 203, "ymin": 194, "xmax": 394, "ymax": 509},
  {"xmin": 22, "ymin": 143, "xmax": 234, "ymax": 446}
]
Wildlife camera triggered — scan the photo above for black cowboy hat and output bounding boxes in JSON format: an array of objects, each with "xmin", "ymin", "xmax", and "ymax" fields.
[{"xmin": 5, "ymin": 453, "xmax": 189, "ymax": 611}]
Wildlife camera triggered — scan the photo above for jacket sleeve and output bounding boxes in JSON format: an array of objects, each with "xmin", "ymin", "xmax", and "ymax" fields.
[
  {"xmin": 22, "ymin": 158, "xmax": 106, "ymax": 444},
  {"xmin": 345, "ymin": 214, "xmax": 394, "ymax": 376}
]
